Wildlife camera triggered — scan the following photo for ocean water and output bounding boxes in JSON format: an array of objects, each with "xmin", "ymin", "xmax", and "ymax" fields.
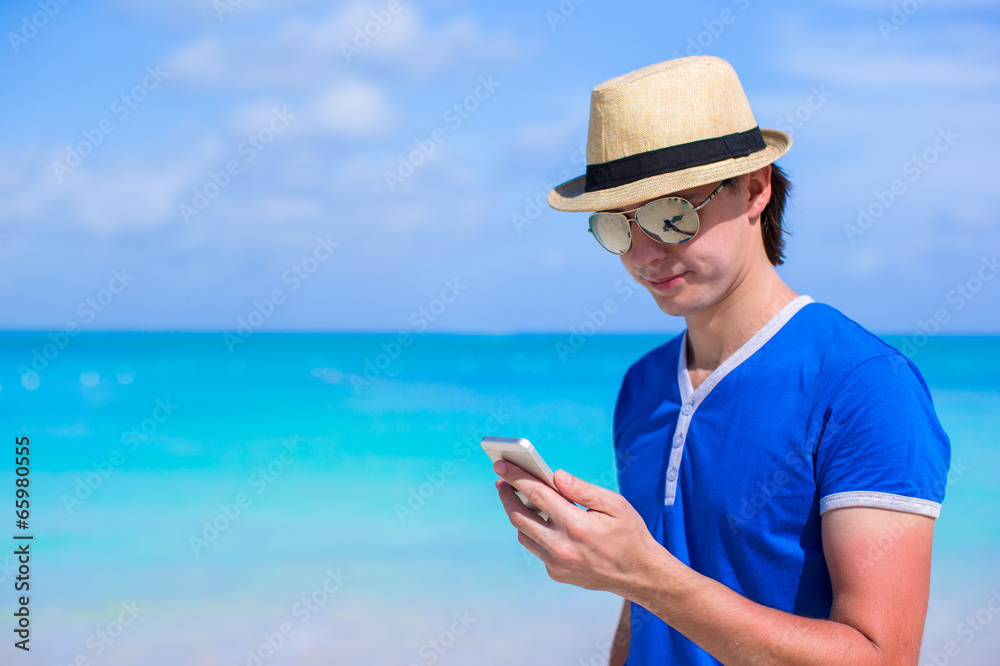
[{"xmin": 0, "ymin": 332, "xmax": 997, "ymax": 665}]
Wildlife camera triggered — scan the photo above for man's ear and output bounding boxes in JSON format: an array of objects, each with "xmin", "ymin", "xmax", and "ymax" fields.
[{"xmin": 745, "ymin": 165, "xmax": 772, "ymax": 221}]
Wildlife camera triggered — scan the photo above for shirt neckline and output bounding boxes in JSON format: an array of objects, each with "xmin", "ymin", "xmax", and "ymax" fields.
[{"xmin": 678, "ymin": 294, "xmax": 815, "ymax": 408}]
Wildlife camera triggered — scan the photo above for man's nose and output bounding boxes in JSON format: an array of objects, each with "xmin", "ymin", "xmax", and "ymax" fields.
[{"xmin": 627, "ymin": 220, "xmax": 672, "ymax": 268}]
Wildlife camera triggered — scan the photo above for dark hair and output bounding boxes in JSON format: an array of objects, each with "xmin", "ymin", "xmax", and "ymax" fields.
[{"xmin": 721, "ymin": 163, "xmax": 791, "ymax": 266}]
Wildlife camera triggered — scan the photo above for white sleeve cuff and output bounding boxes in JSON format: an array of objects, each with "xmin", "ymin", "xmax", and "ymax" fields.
[{"xmin": 819, "ymin": 491, "xmax": 941, "ymax": 518}]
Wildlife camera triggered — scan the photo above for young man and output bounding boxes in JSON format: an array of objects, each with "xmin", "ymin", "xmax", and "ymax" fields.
[{"xmin": 491, "ymin": 56, "xmax": 951, "ymax": 665}]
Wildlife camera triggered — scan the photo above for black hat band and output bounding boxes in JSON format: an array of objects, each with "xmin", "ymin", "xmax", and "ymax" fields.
[{"xmin": 584, "ymin": 127, "xmax": 767, "ymax": 192}]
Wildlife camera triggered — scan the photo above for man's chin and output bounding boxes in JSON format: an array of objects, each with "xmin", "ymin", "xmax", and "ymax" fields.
[
  {"xmin": 653, "ymin": 297, "xmax": 688, "ymax": 318},
  {"xmin": 650, "ymin": 288, "xmax": 704, "ymax": 318}
]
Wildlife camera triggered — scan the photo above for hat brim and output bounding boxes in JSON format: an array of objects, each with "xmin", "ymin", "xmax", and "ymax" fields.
[{"xmin": 548, "ymin": 128, "xmax": 791, "ymax": 213}]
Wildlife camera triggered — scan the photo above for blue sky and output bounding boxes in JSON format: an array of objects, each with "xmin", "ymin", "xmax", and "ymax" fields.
[{"xmin": 1, "ymin": 0, "xmax": 998, "ymax": 334}]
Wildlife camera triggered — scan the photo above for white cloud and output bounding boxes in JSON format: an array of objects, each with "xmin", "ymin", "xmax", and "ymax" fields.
[
  {"xmin": 162, "ymin": 36, "xmax": 229, "ymax": 86},
  {"xmin": 71, "ymin": 163, "xmax": 199, "ymax": 231},
  {"xmin": 827, "ymin": 0, "xmax": 999, "ymax": 7},
  {"xmin": 0, "ymin": 137, "xmax": 222, "ymax": 233},
  {"xmin": 375, "ymin": 201, "xmax": 434, "ymax": 231},
  {"xmin": 109, "ymin": 0, "xmax": 327, "ymax": 21},
  {"xmin": 254, "ymin": 196, "xmax": 325, "ymax": 220},
  {"xmin": 226, "ymin": 79, "xmax": 396, "ymax": 141},
  {"xmin": 775, "ymin": 18, "xmax": 1000, "ymax": 92},
  {"xmin": 300, "ymin": 81, "xmax": 397, "ymax": 137},
  {"xmin": 315, "ymin": 153, "xmax": 386, "ymax": 196},
  {"xmin": 359, "ymin": 12, "xmax": 526, "ymax": 79},
  {"xmin": 512, "ymin": 112, "xmax": 588, "ymax": 161},
  {"xmin": 162, "ymin": 1, "xmax": 529, "ymax": 89},
  {"xmin": 844, "ymin": 247, "xmax": 886, "ymax": 279}
]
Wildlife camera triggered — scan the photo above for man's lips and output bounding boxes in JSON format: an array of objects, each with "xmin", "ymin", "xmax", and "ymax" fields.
[{"xmin": 644, "ymin": 271, "xmax": 688, "ymax": 290}]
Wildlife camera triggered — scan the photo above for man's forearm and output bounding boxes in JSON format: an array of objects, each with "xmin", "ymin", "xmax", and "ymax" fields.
[
  {"xmin": 621, "ymin": 548, "xmax": 888, "ymax": 666},
  {"xmin": 609, "ymin": 598, "xmax": 630, "ymax": 666}
]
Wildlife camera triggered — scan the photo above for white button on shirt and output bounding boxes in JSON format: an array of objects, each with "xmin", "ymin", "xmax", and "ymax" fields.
[{"xmin": 662, "ymin": 295, "xmax": 817, "ymax": 506}]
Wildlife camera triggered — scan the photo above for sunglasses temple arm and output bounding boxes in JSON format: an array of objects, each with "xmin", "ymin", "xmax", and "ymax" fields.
[{"xmin": 692, "ymin": 182, "xmax": 726, "ymax": 211}]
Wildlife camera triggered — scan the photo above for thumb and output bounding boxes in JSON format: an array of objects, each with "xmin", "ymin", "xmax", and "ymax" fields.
[{"xmin": 554, "ymin": 469, "xmax": 616, "ymax": 513}]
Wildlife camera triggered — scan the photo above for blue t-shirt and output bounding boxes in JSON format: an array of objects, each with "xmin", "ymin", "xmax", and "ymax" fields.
[{"xmin": 613, "ymin": 295, "xmax": 951, "ymax": 665}]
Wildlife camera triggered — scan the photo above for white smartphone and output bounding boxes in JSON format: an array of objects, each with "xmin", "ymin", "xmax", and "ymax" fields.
[{"xmin": 481, "ymin": 436, "xmax": 557, "ymax": 516}]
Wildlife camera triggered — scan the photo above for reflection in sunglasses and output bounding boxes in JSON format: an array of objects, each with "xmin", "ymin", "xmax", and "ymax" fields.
[{"xmin": 662, "ymin": 215, "xmax": 695, "ymax": 236}]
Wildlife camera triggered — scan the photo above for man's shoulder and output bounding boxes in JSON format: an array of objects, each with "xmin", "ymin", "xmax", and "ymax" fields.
[
  {"xmin": 622, "ymin": 331, "xmax": 684, "ymax": 383},
  {"xmin": 784, "ymin": 300, "xmax": 905, "ymax": 368},
  {"xmin": 613, "ymin": 333, "xmax": 684, "ymax": 435},
  {"xmin": 784, "ymin": 300, "xmax": 935, "ymax": 401}
]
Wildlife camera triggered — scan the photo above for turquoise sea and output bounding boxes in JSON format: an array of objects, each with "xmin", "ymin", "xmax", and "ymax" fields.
[{"xmin": 1, "ymin": 332, "xmax": 998, "ymax": 665}]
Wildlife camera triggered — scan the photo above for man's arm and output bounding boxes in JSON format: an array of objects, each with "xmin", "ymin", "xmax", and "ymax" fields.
[
  {"xmin": 493, "ymin": 463, "xmax": 935, "ymax": 666},
  {"xmin": 628, "ymin": 506, "xmax": 933, "ymax": 665},
  {"xmin": 609, "ymin": 598, "xmax": 629, "ymax": 666}
]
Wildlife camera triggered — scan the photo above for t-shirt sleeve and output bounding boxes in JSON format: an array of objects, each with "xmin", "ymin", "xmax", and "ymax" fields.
[
  {"xmin": 815, "ymin": 352, "xmax": 951, "ymax": 518},
  {"xmin": 612, "ymin": 363, "xmax": 635, "ymax": 444}
]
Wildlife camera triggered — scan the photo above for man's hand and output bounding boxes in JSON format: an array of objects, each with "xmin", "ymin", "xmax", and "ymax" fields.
[
  {"xmin": 494, "ymin": 459, "xmax": 937, "ymax": 665},
  {"xmin": 493, "ymin": 460, "xmax": 665, "ymax": 596}
]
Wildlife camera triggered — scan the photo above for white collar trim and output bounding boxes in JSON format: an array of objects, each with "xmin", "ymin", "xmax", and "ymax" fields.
[{"xmin": 678, "ymin": 294, "xmax": 815, "ymax": 407}]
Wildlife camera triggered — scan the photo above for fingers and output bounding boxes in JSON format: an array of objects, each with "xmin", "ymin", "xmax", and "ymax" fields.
[
  {"xmin": 516, "ymin": 529, "xmax": 549, "ymax": 564},
  {"xmin": 553, "ymin": 468, "xmax": 618, "ymax": 514},
  {"xmin": 496, "ymin": 478, "xmax": 551, "ymax": 542},
  {"xmin": 494, "ymin": 460, "xmax": 576, "ymax": 525}
]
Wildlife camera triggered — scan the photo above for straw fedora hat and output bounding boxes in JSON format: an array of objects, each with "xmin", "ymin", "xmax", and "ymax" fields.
[{"xmin": 548, "ymin": 55, "xmax": 791, "ymax": 213}]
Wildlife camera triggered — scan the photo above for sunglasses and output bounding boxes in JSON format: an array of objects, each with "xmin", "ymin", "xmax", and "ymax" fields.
[{"xmin": 587, "ymin": 182, "xmax": 726, "ymax": 254}]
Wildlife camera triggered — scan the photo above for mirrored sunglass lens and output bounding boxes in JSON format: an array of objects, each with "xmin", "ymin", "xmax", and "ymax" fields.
[
  {"xmin": 635, "ymin": 199, "xmax": 699, "ymax": 244},
  {"xmin": 590, "ymin": 214, "xmax": 630, "ymax": 253}
]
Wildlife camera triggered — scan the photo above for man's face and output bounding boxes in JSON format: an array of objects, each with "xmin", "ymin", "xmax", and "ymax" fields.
[{"xmin": 607, "ymin": 167, "xmax": 769, "ymax": 317}]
